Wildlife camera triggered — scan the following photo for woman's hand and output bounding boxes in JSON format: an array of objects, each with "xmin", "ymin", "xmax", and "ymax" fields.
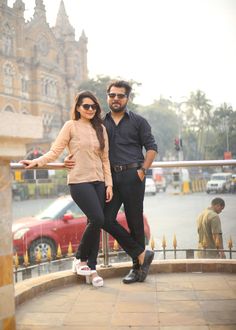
[
  {"xmin": 106, "ymin": 185, "xmax": 113, "ymax": 202},
  {"xmin": 19, "ymin": 159, "xmax": 38, "ymax": 169}
]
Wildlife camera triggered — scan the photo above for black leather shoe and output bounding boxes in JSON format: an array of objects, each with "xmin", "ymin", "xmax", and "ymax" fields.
[
  {"xmin": 139, "ymin": 250, "xmax": 154, "ymax": 282},
  {"xmin": 122, "ymin": 269, "xmax": 140, "ymax": 284}
]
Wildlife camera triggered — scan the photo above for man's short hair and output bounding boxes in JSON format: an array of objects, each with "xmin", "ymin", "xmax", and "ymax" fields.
[
  {"xmin": 107, "ymin": 80, "xmax": 132, "ymax": 97},
  {"xmin": 211, "ymin": 198, "xmax": 225, "ymax": 208}
]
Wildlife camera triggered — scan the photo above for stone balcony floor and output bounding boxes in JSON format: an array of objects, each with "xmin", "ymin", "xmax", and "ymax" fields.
[{"xmin": 15, "ymin": 268, "xmax": 236, "ymax": 330}]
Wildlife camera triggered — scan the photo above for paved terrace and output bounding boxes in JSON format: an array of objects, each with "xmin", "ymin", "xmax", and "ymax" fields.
[{"xmin": 15, "ymin": 260, "xmax": 236, "ymax": 330}]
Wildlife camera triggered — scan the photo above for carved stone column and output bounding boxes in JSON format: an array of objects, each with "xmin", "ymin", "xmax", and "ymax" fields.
[{"xmin": 0, "ymin": 112, "xmax": 42, "ymax": 330}]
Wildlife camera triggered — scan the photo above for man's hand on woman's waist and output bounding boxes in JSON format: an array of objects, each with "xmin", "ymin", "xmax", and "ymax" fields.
[{"xmin": 64, "ymin": 154, "xmax": 76, "ymax": 169}]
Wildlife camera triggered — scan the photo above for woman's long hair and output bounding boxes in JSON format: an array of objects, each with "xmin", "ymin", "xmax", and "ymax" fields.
[{"xmin": 71, "ymin": 91, "xmax": 105, "ymax": 150}]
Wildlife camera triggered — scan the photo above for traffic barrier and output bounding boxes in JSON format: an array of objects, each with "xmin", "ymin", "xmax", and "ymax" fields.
[{"xmin": 182, "ymin": 181, "xmax": 190, "ymax": 194}]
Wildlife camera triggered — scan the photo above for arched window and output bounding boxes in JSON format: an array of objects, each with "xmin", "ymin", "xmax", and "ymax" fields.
[
  {"xmin": 41, "ymin": 77, "xmax": 57, "ymax": 99},
  {"xmin": 2, "ymin": 23, "xmax": 14, "ymax": 56},
  {"xmin": 37, "ymin": 36, "xmax": 49, "ymax": 56},
  {"xmin": 4, "ymin": 105, "xmax": 14, "ymax": 112},
  {"xmin": 42, "ymin": 112, "xmax": 53, "ymax": 135},
  {"xmin": 21, "ymin": 77, "xmax": 28, "ymax": 93},
  {"xmin": 3, "ymin": 62, "xmax": 15, "ymax": 93}
]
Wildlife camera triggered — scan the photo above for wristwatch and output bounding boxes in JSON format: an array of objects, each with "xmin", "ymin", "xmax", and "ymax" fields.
[{"xmin": 140, "ymin": 167, "xmax": 147, "ymax": 175}]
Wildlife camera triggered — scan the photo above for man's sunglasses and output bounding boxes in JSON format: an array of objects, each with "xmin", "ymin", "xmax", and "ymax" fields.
[
  {"xmin": 81, "ymin": 104, "xmax": 97, "ymax": 110},
  {"xmin": 107, "ymin": 93, "xmax": 127, "ymax": 99}
]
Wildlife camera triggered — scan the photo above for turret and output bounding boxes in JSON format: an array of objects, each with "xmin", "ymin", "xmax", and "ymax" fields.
[
  {"xmin": 33, "ymin": 0, "xmax": 47, "ymax": 21},
  {"xmin": 13, "ymin": 0, "xmax": 25, "ymax": 18},
  {"xmin": 0, "ymin": 0, "xmax": 7, "ymax": 7},
  {"xmin": 53, "ymin": 0, "xmax": 75, "ymax": 40}
]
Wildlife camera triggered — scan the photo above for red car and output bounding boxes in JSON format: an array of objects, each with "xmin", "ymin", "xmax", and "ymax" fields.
[{"xmin": 13, "ymin": 195, "xmax": 151, "ymax": 263}]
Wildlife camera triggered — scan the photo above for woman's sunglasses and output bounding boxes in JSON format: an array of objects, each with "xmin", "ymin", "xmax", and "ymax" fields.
[{"xmin": 81, "ymin": 104, "xmax": 97, "ymax": 111}]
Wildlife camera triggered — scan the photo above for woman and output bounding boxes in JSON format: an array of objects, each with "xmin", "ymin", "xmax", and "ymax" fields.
[{"xmin": 20, "ymin": 91, "xmax": 113, "ymax": 287}]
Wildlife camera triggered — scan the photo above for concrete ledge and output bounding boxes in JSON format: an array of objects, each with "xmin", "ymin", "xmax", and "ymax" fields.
[{"xmin": 15, "ymin": 259, "xmax": 236, "ymax": 307}]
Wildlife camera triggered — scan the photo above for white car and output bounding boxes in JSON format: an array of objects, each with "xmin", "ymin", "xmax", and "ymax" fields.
[
  {"xmin": 145, "ymin": 178, "xmax": 157, "ymax": 195},
  {"xmin": 206, "ymin": 172, "xmax": 232, "ymax": 193}
]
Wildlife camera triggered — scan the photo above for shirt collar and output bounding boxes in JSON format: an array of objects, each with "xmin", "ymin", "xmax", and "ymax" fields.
[{"xmin": 105, "ymin": 109, "xmax": 130, "ymax": 119}]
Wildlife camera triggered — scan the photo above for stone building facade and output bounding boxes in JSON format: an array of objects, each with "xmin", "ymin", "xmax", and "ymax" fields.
[{"xmin": 0, "ymin": 0, "xmax": 88, "ymax": 157}]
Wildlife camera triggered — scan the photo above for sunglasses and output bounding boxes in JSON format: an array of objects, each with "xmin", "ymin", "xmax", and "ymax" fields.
[
  {"xmin": 107, "ymin": 93, "xmax": 127, "ymax": 99},
  {"xmin": 81, "ymin": 104, "xmax": 97, "ymax": 111}
]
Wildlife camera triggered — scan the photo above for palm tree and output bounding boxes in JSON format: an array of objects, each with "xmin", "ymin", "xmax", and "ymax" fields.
[
  {"xmin": 212, "ymin": 103, "xmax": 234, "ymax": 156},
  {"xmin": 185, "ymin": 90, "xmax": 212, "ymax": 159}
]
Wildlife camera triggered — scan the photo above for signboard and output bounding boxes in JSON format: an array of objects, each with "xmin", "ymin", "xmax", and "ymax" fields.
[{"xmin": 224, "ymin": 151, "xmax": 232, "ymax": 160}]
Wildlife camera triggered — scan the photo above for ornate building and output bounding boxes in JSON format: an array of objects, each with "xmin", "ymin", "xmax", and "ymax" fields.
[{"xmin": 0, "ymin": 0, "xmax": 88, "ymax": 157}]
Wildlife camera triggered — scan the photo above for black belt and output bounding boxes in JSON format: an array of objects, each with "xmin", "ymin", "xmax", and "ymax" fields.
[{"xmin": 111, "ymin": 162, "xmax": 141, "ymax": 173}]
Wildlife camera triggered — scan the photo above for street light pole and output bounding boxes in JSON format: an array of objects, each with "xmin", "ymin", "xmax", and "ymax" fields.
[
  {"xmin": 225, "ymin": 117, "xmax": 229, "ymax": 152},
  {"xmin": 177, "ymin": 100, "xmax": 186, "ymax": 161}
]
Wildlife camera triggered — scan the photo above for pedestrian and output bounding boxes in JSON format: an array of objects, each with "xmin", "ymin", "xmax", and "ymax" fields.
[
  {"xmin": 197, "ymin": 197, "xmax": 226, "ymax": 258},
  {"xmin": 65, "ymin": 80, "xmax": 158, "ymax": 283},
  {"xmin": 20, "ymin": 90, "xmax": 113, "ymax": 287}
]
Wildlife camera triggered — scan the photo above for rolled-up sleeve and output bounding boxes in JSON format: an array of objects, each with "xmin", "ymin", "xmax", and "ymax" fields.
[
  {"xmin": 139, "ymin": 118, "xmax": 158, "ymax": 152},
  {"xmin": 36, "ymin": 121, "xmax": 71, "ymax": 167},
  {"xmin": 100, "ymin": 126, "xmax": 113, "ymax": 187}
]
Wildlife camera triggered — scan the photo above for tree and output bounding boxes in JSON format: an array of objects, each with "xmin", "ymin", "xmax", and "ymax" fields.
[
  {"xmin": 211, "ymin": 103, "xmax": 236, "ymax": 158},
  {"xmin": 138, "ymin": 98, "xmax": 179, "ymax": 160},
  {"xmin": 185, "ymin": 90, "xmax": 213, "ymax": 159}
]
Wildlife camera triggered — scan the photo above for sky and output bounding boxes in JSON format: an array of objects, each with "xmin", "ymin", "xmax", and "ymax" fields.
[{"xmin": 8, "ymin": 0, "xmax": 236, "ymax": 107}]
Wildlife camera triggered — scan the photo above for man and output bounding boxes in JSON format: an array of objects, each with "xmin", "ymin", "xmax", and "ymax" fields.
[
  {"xmin": 66, "ymin": 80, "xmax": 157, "ymax": 283},
  {"xmin": 197, "ymin": 197, "xmax": 226, "ymax": 259}
]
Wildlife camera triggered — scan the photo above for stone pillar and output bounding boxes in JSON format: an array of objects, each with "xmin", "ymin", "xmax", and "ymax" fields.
[
  {"xmin": 0, "ymin": 160, "xmax": 16, "ymax": 329},
  {"xmin": 0, "ymin": 112, "xmax": 42, "ymax": 330}
]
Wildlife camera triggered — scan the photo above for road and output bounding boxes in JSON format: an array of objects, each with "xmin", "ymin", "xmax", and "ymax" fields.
[
  {"xmin": 12, "ymin": 192, "xmax": 236, "ymax": 252},
  {"xmin": 143, "ymin": 192, "xmax": 236, "ymax": 251}
]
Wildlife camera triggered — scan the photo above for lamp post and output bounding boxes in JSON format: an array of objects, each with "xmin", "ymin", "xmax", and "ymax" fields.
[
  {"xmin": 225, "ymin": 116, "xmax": 229, "ymax": 152},
  {"xmin": 176, "ymin": 100, "xmax": 187, "ymax": 161},
  {"xmin": 170, "ymin": 96, "xmax": 184, "ymax": 161}
]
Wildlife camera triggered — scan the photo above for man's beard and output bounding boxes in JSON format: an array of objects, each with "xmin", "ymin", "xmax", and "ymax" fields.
[{"xmin": 110, "ymin": 103, "xmax": 127, "ymax": 112}]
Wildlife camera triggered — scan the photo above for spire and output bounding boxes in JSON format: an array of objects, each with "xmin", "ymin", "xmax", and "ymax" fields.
[
  {"xmin": 80, "ymin": 30, "xmax": 87, "ymax": 41},
  {"xmin": 33, "ymin": 0, "xmax": 46, "ymax": 21},
  {"xmin": 13, "ymin": 0, "xmax": 25, "ymax": 16},
  {"xmin": 79, "ymin": 29, "xmax": 88, "ymax": 46},
  {"xmin": 54, "ymin": 0, "xmax": 75, "ymax": 38},
  {"xmin": 0, "ymin": 0, "xmax": 7, "ymax": 7}
]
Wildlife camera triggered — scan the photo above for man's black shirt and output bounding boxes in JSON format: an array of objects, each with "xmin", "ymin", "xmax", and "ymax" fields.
[{"xmin": 103, "ymin": 110, "xmax": 157, "ymax": 166}]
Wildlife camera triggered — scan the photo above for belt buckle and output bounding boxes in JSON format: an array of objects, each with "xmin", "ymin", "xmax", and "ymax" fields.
[{"xmin": 113, "ymin": 165, "xmax": 123, "ymax": 172}]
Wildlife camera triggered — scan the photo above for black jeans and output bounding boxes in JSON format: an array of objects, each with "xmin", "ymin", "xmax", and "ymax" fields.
[
  {"xmin": 69, "ymin": 181, "xmax": 105, "ymax": 270},
  {"xmin": 102, "ymin": 167, "xmax": 146, "ymax": 268}
]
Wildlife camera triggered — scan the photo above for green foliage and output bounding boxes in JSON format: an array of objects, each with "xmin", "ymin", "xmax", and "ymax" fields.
[
  {"xmin": 137, "ymin": 98, "xmax": 179, "ymax": 160},
  {"xmin": 211, "ymin": 103, "xmax": 236, "ymax": 158},
  {"xmin": 184, "ymin": 90, "xmax": 213, "ymax": 159}
]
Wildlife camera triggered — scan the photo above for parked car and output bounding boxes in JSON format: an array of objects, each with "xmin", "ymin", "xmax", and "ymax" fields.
[
  {"xmin": 12, "ymin": 195, "xmax": 151, "ymax": 263},
  {"xmin": 145, "ymin": 177, "xmax": 157, "ymax": 195},
  {"xmin": 206, "ymin": 172, "xmax": 232, "ymax": 194}
]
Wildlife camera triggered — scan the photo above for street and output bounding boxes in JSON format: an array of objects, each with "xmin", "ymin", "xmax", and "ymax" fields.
[
  {"xmin": 12, "ymin": 191, "xmax": 235, "ymax": 252},
  {"xmin": 143, "ymin": 192, "xmax": 236, "ymax": 251}
]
